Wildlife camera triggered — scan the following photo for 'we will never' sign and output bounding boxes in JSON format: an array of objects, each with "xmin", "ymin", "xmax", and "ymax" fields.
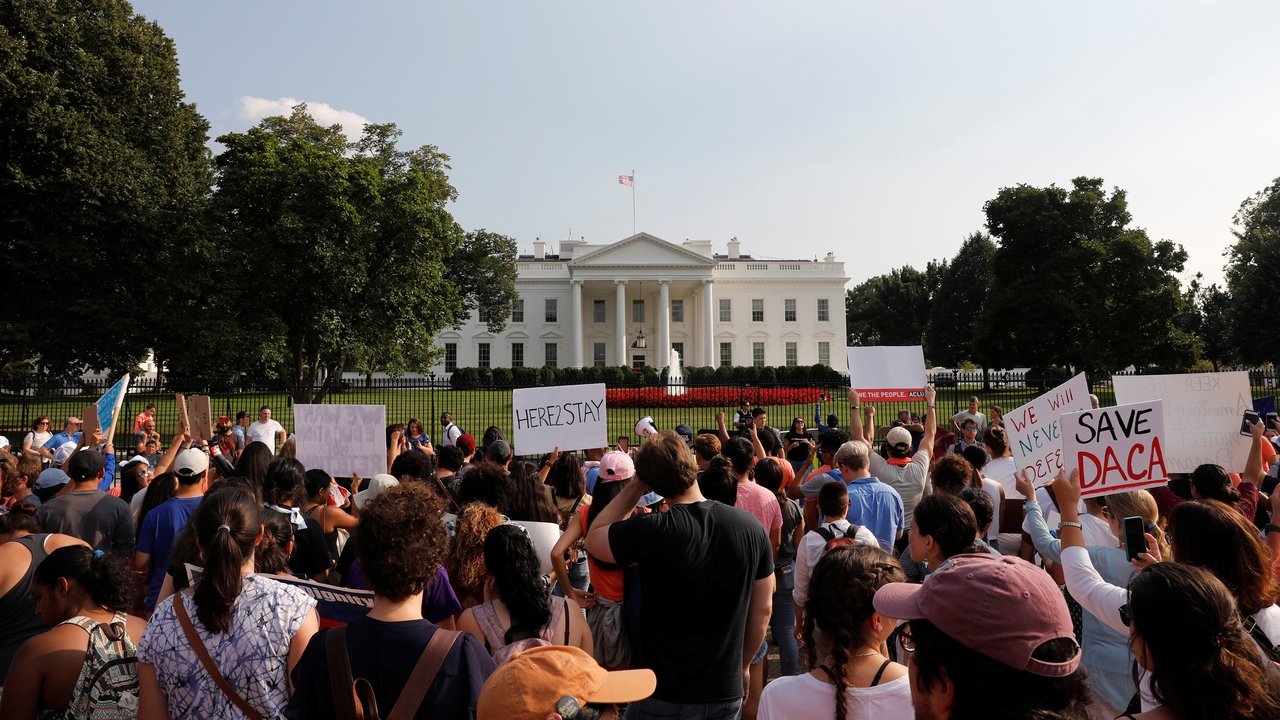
[
  {"xmin": 1006, "ymin": 373, "xmax": 1091, "ymax": 489},
  {"xmin": 1061, "ymin": 400, "xmax": 1167, "ymax": 500}
]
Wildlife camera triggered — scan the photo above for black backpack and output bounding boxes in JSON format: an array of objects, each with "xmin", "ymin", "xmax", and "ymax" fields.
[{"xmin": 813, "ymin": 524, "xmax": 861, "ymax": 555}]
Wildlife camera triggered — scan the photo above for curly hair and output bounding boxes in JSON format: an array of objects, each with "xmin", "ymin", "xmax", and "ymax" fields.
[
  {"xmin": 484, "ymin": 524, "xmax": 551, "ymax": 642},
  {"xmin": 447, "ymin": 502, "xmax": 506, "ymax": 608},
  {"xmin": 932, "ymin": 454, "xmax": 979, "ymax": 495},
  {"xmin": 1129, "ymin": 563, "xmax": 1280, "ymax": 720},
  {"xmin": 1168, "ymin": 499, "xmax": 1278, "ymax": 616},
  {"xmin": 457, "ymin": 461, "xmax": 512, "ymax": 509},
  {"xmin": 803, "ymin": 546, "xmax": 905, "ymax": 720},
  {"xmin": 35, "ymin": 545, "xmax": 135, "ymax": 614},
  {"xmin": 390, "ymin": 450, "xmax": 435, "ymax": 483},
  {"xmin": 356, "ymin": 483, "xmax": 447, "ymax": 601}
]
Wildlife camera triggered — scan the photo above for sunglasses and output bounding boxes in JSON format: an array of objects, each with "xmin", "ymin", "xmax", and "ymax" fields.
[
  {"xmin": 894, "ymin": 623, "xmax": 917, "ymax": 653},
  {"xmin": 1119, "ymin": 603, "xmax": 1132, "ymax": 627}
]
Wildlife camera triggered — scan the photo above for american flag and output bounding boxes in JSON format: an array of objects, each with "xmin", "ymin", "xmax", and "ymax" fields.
[{"xmin": 618, "ymin": 174, "xmax": 634, "ymax": 187}]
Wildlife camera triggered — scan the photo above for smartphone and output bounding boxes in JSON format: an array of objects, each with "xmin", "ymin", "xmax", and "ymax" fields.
[
  {"xmin": 1123, "ymin": 516, "xmax": 1148, "ymax": 562},
  {"xmin": 1267, "ymin": 412, "xmax": 1279, "ymax": 429},
  {"xmin": 1241, "ymin": 410, "xmax": 1260, "ymax": 436}
]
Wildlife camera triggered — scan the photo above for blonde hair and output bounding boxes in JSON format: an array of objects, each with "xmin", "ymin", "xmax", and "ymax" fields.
[{"xmin": 1104, "ymin": 490, "xmax": 1169, "ymax": 560}]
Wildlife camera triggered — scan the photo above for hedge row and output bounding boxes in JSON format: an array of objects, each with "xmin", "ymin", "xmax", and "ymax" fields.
[{"xmin": 448, "ymin": 364, "xmax": 845, "ymax": 389}]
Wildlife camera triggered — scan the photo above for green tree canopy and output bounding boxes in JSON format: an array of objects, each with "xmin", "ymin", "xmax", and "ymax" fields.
[
  {"xmin": 925, "ymin": 232, "xmax": 995, "ymax": 367},
  {"xmin": 846, "ymin": 262, "xmax": 945, "ymax": 349},
  {"xmin": 1225, "ymin": 177, "xmax": 1280, "ymax": 365},
  {"xmin": 0, "ymin": 0, "xmax": 212, "ymax": 377},
  {"xmin": 977, "ymin": 177, "xmax": 1194, "ymax": 373}
]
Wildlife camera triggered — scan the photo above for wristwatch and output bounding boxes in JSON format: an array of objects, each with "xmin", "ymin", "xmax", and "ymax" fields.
[{"xmin": 1057, "ymin": 521, "xmax": 1083, "ymax": 532}]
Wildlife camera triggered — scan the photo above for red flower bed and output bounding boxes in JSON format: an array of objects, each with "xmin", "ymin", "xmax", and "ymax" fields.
[{"xmin": 605, "ymin": 386, "xmax": 826, "ymax": 408}]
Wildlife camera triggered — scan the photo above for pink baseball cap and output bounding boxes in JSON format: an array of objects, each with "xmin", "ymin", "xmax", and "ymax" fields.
[
  {"xmin": 873, "ymin": 554, "xmax": 1081, "ymax": 677},
  {"xmin": 597, "ymin": 451, "xmax": 635, "ymax": 482}
]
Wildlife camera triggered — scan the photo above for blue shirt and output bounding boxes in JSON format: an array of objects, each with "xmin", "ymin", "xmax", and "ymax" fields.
[
  {"xmin": 96, "ymin": 453, "xmax": 117, "ymax": 493},
  {"xmin": 844, "ymin": 476, "xmax": 904, "ymax": 553},
  {"xmin": 585, "ymin": 466, "xmax": 601, "ymax": 494},
  {"xmin": 138, "ymin": 495, "xmax": 203, "ymax": 611},
  {"xmin": 44, "ymin": 431, "xmax": 81, "ymax": 450}
]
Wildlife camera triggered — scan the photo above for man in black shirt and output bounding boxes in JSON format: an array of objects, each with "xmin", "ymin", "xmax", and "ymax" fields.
[{"xmin": 587, "ymin": 431, "xmax": 773, "ymax": 719}]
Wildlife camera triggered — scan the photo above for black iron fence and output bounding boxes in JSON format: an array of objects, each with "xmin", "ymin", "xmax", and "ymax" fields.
[{"xmin": 3, "ymin": 369, "xmax": 1277, "ymax": 456}]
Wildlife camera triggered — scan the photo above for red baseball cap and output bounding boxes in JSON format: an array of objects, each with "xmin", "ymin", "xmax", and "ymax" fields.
[{"xmin": 873, "ymin": 554, "xmax": 1081, "ymax": 677}]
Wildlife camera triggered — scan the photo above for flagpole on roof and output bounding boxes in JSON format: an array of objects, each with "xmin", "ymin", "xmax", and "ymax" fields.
[{"xmin": 631, "ymin": 169, "xmax": 636, "ymax": 235}]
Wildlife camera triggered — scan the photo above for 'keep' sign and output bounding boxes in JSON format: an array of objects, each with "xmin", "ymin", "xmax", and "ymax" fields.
[{"xmin": 1061, "ymin": 400, "xmax": 1167, "ymax": 499}]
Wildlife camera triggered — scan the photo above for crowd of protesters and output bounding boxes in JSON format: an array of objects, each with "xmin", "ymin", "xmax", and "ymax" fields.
[{"xmin": 1, "ymin": 389, "xmax": 1279, "ymax": 720}]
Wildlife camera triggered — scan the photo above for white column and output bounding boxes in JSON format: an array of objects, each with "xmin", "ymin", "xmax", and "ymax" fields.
[
  {"xmin": 615, "ymin": 280, "xmax": 627, "ymax": 367},
  {"xmin": 702, "ymin": 279, "xmax": 714, "ymax": 367},
  {"xmin": 570, "ymin": 280, "xmax": 584, "ymax": 368},
  {"xmin": 658, "ymin": 280, "xmax": 671, "ymax": 370}
]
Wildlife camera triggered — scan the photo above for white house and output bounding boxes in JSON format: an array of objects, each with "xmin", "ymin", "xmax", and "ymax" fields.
[{"xmin": 432, "ymin": 232, "xmax": 849, "ymax": 374}]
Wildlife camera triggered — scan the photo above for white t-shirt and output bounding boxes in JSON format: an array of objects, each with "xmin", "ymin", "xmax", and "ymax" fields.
[
  {"xmin": 248, "ymin": 419, "xmax": 285, "ymax": 453},
  {"xmin": 759, "ymin": 670, "xmax": 912, "ymax": 720},
  {"xmin": 984, "ymin": 455, "xmax": 1019, "ymax": 499},
  {"xmin": 951, "ymin": 409, "xmax": 987, "ymax": 431},
  {"xmin": 793, "ymin": 520, "xmax": 880, "ymax": 607},
  {"xmin": 981, "ymin": 477, "xmax": 1003, "ymax": 539},
  {"xmin": 441, "ymin": 423, "xmax": 462, "ymax": 447}
]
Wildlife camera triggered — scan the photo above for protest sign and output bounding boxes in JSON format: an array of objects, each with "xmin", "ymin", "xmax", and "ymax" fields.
[
  {"xmin": 96, "ymin": 374, "xmax": 129, "ymax": 441},
  {"xmin": 846, "ymin": 346, "xmax": 926, "ymax": 401},
  {"xmin": 1062, "ymin": 400, "xmax": 1167, "ymax": 499},
  {"xmin": 188, "ymin": 564, "xmax": 372, "ymax": 629},
  {"xmin": 81, "ymin": 404, "xmax": 100, "ymax": 441},
  {"xmin": 512, "ymin": 383, "xmax": 607, "ymax": 456},
  {"xmin": 1112, "ymin": 371, "xmax": 1252, "ymax": 473},
  {"xmin": 294, "ymin": 404, "xmax": 387, "ymax": 478},
  {"xmin": 1007, "ymin": 373, "xmax": 1091, "ymax": 487},
  {"xmin": 175, "ymin": 394, "xmax": 190, "ymax": 435},
  {"xmin": 187, "ymin": 395, "xmax": 213, "ymax": 441}
]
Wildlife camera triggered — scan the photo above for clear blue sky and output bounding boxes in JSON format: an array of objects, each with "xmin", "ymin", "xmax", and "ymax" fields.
[{"xmin": 132, "ymin": 0, "xmax": 1280, "ymax": 288}]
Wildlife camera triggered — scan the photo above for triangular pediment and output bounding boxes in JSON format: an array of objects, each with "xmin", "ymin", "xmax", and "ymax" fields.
[{"xmin": 568, "ymin": 233, "xmax": 718, "ymax": 269}]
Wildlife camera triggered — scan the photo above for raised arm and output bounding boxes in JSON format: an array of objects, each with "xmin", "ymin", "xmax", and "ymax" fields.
[
  {"xmin": 1244, "ymin": 418, "xmax": 1265, "ymax": 486},
  {"xmin": 920, "ymin": 385, "xmax": 938, "ymax": 457},
  {"xmin": 847, "ymin": 389, "xmax": 864, "ymax": 442},
  {"xmin": 585, "ymin": 477, "xmax": 648, "ymax": 565},
  {"xmin": 715, "ymin": 412, "xmax": 731, "ymax": 445},
  {"xmin": 862, "ymin": 405, "xmax": 876, "ymax": 444}
]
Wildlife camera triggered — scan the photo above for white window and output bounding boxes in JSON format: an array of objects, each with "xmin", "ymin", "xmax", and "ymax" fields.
[
  {"xmin": 785, "ymin": 341, "xmax": 798, "ymax": 367},
  {"xmin": 511, "ymin": 343, "xmax": 524, "ymax": 368},
  {"xmin": 719, "ymin": 298, "xmax": 732, "ymax": 322},
  {"xmin": 478, "ymin": 343, "xmax": 491, "ymax": 368},
  {"xmin": 753, "ymin": 342, "xmax": 765, "ymax": 367},
  {"xmin": 818, "ymin": 341, "xmax": 830, "ymax": 366},
  {"xmin": 752, "ymin": 299, "xmax": 764, "ymax": 322},
  {"xmin": 512, "ymin": 299, "xmax": 524, "ymax": 323},
  {"xmin": 545, "ymin": 343, "xmax": 558, "ymax": 368},
  {"xmin": 593, "ymin": 299, "xmax": 606, "ymax": 323},
  {"xmin": 784, "ymin": 299, "xmax": 797, "ymax": 322},
  {"xmin": 593, "ymin": 342, "xmax": 607, "ymax": 367},
  {"xmin": 719, "ymin": 342, "xmax": 733, "ymax": 367},
  {"xmin": 671, "ymin": 299, "xmax": 684, "ymax": 323},
  {"xmin": 545, "ymin": 298, "xmax": 558, "ymax": 323},
  {"xmin": 817, "ymin": 298, "xmax": 830, "ymax": 322},
  {"xmin": 632, "ymin": 299, "xmax": 645, "ymax": 323}
]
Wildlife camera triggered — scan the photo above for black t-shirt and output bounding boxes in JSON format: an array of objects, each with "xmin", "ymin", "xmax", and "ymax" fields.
[
  {"xmin": 288, "ymin": 617, "xmax": 495, "ymax": 720},
  {"xmin": 609, "ymin": 501, "xmax": 773, "ymax": 703},
  {"xmin": 290, "ymin": 515, "xmax": 334, "ymax": 579},
  {"xmin": 783, "ymin": 430, "xmax": 811, "ymax": 462}
]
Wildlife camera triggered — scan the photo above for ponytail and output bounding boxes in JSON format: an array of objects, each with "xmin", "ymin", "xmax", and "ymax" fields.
[
  {"xmin": 191, "ymin": 486, "xmax": 260, "ymax": 633},
  {"xmin": 35, "ymin": 546, "xmax": 134, "ymax": 612}
]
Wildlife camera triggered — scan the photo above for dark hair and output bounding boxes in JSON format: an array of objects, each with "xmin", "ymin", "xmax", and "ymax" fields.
[
  {"xmin": 932, "ymin": 454, "xmax": 979, "ymax": 495},
  {"xmin": 791, "ymin": 417, "xmax": 805, "ymax": 432},
  {"xmin": 303, "ymin": 469, "xmax": 331, "ymax": 500},
  {"xmin": 482, "ymin": 426, "xmax": 505, "ymax": 446},
  {"xmin": 263, "ymin": 457, "xmax": 306, "ymax": 507},
  {"xmin": 437, "ymin": 445, "xmax": 465, "ymax": 472},
  {"xmin": 911, "ymin": 618, "xmax": 1091, "ymax": 719},
  {"xmin": 586, "ymin": 478, "xmax": 626, "ymax": 534},
  {"xmin": 457, "ymin": 461, "xmax": 512, "ymax": 509},
  {"xmin": 119, "ymin": 461, "xmax": 149, "ymax": 503},
  {"xmin": 136, "ymin": 472, "xmax": 178, "ymax": 537},
  {"xmin": 0, "ymin": 504, "xmax": 42, "ymax": 536},
  {"xmin": 358, "ymin": 483, "xmax": 447, "ymax": 601},
  {"xmin": 817, "ymin": 481, "xmax": 850, "ymax": 518},
  {"xmin": 818, "ymin": 429, "xmax": 850, "ymax": 455},
  {"xmin": 1168, "ymin": 499, "xmax": 1278, "ymax": 616},
  {"xmin": 31, "ymin": 415, "xmax": 51, "ymax": 431},
  {"xmin": 635, "ymin": 431, "xmax": 697, "ymax": 498},
  {"xmin": 699, "ymin": 456, "xmax": 739, "ymax": 505},
  {"xmin": 958, "ymin": 486, "xmax": 994, "ymax": 534},
  {"xmin": 191, "ymin": 486, "xmax": 261, "ymax": 633},
  {"xmin": 484, "ymin": 524, "xmax": 551, "ymax": 642},
  {"xmin": 254, "ymin": 510, "xmax": 294, "ymax": 576},
  {"xmin": 825, "ymin": 414, "xmax": 839, "ymax": 428},
  {"xmin": 961, "ymin": 444, "xmax": 988, "ymax": 472},
  {"xmin": 235, "ymin": 411, "xmax": 248, "ymax": 421},
  {"xmin": 750, "ymin": 407, "xmax": 767, "ymax": 418},
  {"xmin": 984, "ymin": 425, "xmax": 1010, "ymax": 456},
  {"xmin": 390, "ymin": 450, "xmax": 434, "ymax": 482},
  {"xmin": 546, "ymin": 452, "xmax": 584, "ymax": 501},
  {"xmin": 722, "ymin": 437, "xmax": 755, "ymax": 475},
  {"xmin": 503, "ymin": 467, "xmax": 559, "ymax": 524},
  {"xmin": 753, "ymin": 457, "xmax": 785, "ymax": 495},
  {"xmin": 259, "ymin": 405, "xmax": 271, "ymax": 413},
  {"xmin": 386, "ymin": 423, "xmax": 407, "ymax": 449},
  {"xmin": 0, "ymin": 454, "xmax": 17, "ymax": 498},
  {"xmin": 234, "ymin": 442, "xmax": 273, "ymax": 501},
  {"xmin": 804, "ymin": 546, "xmax": 905, "ymax": 720},
  {"xmin": 1189, "ymin": 464, "xmax": 1242, "ymax": 505},
  {"xmin": 34, "ymin": 545, "xmax": 134, "ymax": 613},
  {"xmin": 913, "ymin": 494, "xmax": 979, "ymax": 559},
  {"xmin": 1129, "ymin": 563, "xmax": 1280, "ymax": 719},
  {"xmin": 406, "ymin": 417, "xmax": 423, "ymax": 435}
]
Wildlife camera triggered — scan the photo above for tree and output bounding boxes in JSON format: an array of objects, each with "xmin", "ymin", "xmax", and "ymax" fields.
[
  {"xmin": 977, "ymin": 177, "xmax": 1195, "ymax": 373},
  {"xmin": 1225, "ymin": 178, "xmax": 1280, "ymax": 365},
  {"xmin": 846, "ymin": 262, "xmax": 944, "ymax": 349},
  {"xmin": 1183, "ymin": 274, "xmax": 1232, "ymax": 370},
  {"xmin": 449, "ymin": 229, "xmax": 518, "ymax": 331},
  {"xmin": 0, "ymin": 0, "xmax": 212, "ymax": 377},
  {"xmin": 204, "ymin": 106, "xmax": 514, "ymax": 402},
  {"xmin": 924, "ymin": 232, "xmax": 995, "ymax": 367}
]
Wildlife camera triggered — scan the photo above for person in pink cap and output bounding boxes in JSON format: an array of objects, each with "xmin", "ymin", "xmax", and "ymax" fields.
[{"xmin": 872, "ymin": 554, "xmax": 1091, "ymax": 719}]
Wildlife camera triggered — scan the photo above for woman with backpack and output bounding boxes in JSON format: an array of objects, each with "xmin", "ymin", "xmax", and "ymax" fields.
[
  {"xmin": 457, "ymin": 524, "xmax": 592, "ymax": 663},
  {"xmin": 0, "ymin": 545, "xmax": 146, "ymax": 719}
]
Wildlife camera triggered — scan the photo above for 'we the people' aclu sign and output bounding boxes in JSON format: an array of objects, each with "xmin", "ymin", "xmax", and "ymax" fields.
[
  {"xmin": 846, "ymin": 346, "xmax": 926, "ymax": 402},
  {"xmin": 1062, "ymin": 400, "xmax": 1167, "ymax": 499},
  {"xmin": 512, "ymin": 383, "xmax": 607, "ymax": 456},
  {"xmin": 1007, "ymin": 373, "xmax": 1091, "ymax": 489}
]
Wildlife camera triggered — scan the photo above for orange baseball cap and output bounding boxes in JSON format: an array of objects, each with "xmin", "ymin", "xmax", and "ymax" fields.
[{"xmin": 477, "ymin": 646, "xmax": 656, "ymax": 719}]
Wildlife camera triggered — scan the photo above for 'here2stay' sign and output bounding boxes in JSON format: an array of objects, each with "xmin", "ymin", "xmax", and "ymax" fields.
[{"xmin": 1061, "ymin": 400, "xmax": 1167, "ymax": 499}]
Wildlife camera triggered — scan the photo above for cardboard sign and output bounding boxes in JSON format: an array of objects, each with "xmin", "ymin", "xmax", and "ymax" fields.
[
  {"xmin": 1112, "ymin": 372, "xmax": 1253, "ymax": 473},
  {"xmin": 294, "ymin": 404, "xmax": 388, "ymax": 478},
  {"xmin": 96, "ymin": 374, "xmax": 129, "ymax": 441},
  {"xmin": 1007, "ymin": 373, "xmax": 1092, "ymax": 486},
  {"xmin": 512, "ymin": 383, "xmax": 607, "ymax": 456},
  {"xmin": 187, "ymin": 563, "xmax": 372, "ymax": 628},
  {"xmin": 1063, "ymin": 400, "xmax": 1167, "ymax": 499},
  {"xmin": 175, "ymin": 394, "xmax": 190, "ymax": 435},
  {"xmin": 81, "ymin": 404, "xmax": 100, "ymax": 443},
  {"xmin": 188, "ymin": 395, "xmax": 213, "ymax": 441},
  {"xmin": 847, "ymin": 346, "xmax": 927, "ymax": 401}
]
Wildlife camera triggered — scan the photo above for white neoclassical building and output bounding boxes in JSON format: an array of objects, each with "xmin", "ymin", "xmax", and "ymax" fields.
[{"xmin": 432, "ymin": 232, "xmax": 849, "ymax": 374}]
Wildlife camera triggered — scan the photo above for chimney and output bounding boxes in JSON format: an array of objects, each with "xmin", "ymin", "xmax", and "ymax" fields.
[
  {"xmin": 533, "ymin": 237, "xmax": 545, "ymax": 259},
  {"xmin": 727, "ymin": 237, "xmax": 741, "ymax": 259}
]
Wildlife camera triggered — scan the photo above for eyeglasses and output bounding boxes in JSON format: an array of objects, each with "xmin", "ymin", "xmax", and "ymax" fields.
[
  {"xmin": 1119, "ymin": 603, "xmax": 1132, "ymax": 627},
  {"xmin": 38, "ymin": 421, "xmax": 50, "ymax": 425},
  {"xmin": 895, "ymin": 623, "xmax": 916, "ymax": 653}
]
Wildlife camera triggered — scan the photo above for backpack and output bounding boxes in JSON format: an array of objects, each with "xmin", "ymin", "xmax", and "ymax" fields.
[
  {"xmin": 65, "ymin": 614, "xmax": 139, "ymax": 720},
  {"xmin": 1245, "ymin": 609, "xmax": 1280, "ymax": 663},
  {"xmin": 326, "ymin": 627, "xmax": 462, "ymax": 720},
  {"xmin": 814, "ymin": 524, "xmax": 861, "ymax": 555}
]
